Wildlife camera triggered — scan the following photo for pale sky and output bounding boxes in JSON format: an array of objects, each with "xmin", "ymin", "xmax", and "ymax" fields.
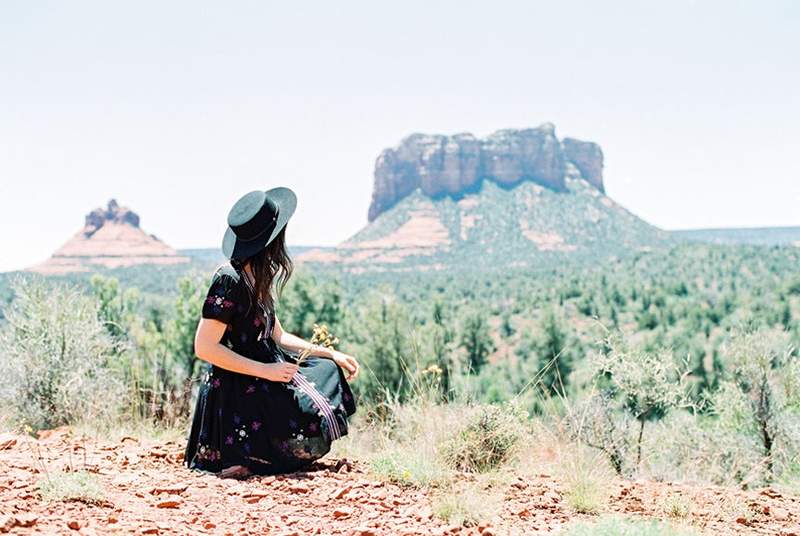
[{"xmin": 1, "ymin": 1, "xmax": 798, "ymax": 272}]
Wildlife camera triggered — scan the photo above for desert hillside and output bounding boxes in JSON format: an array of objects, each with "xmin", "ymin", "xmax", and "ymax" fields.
[{"xmin": 299, "ymin": 125, "xmax": 669, "ymax": 272}]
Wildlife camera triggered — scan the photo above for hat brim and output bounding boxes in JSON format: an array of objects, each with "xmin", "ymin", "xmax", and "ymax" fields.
[{"xmin": 222, "ymin": 187, "xmax": 297, "ymax": 260}]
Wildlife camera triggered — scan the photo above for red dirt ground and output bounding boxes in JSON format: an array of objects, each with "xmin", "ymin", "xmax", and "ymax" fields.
[{"xmin": 0, "ymin": 429, "xmax": 799, "ymax": 535}]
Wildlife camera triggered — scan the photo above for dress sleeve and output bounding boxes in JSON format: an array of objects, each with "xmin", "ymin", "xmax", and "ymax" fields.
[{"xmin": 201, "ymin": 272, "xmax": 242, "ymax": 324}]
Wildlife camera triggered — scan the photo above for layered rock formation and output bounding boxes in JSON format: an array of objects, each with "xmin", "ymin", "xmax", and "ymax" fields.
[
  {"xmin": 30, "ymin": 200, "xmax": 189, "ymax": 274},
  {"xmin": 298, "ymin": 124, "xmax": 668, "ymax": 272},
  {"xmin": 367, "ymin": 123, "xmax": 604, "ymax": 221}
]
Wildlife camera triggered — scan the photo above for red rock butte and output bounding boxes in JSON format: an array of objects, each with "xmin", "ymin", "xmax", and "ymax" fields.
[{"xmin": 29, "ymin": 199, "xmax": 189, "ymax": 274}]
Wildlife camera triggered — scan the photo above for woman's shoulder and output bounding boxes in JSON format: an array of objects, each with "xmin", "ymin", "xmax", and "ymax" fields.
[
  {"xmin": 211, "ymin": 263, "xmax": 240, "ymax": 282},
  {"xmin": 208, "ymin": 263, "xmax": 244, "ymax": 292},
  {"xmin": 202, "ymin": 263, "xmax": 250, "ymax": 322}
]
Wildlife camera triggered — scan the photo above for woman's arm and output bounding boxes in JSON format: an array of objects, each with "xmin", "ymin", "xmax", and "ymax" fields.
[
  {"xmin": 271, "ymin": 315, "xmax": 360, "ymax": 380},
  {"xmin": 195, "ymin": 318, "xmax": 298, "ymax": 382}
]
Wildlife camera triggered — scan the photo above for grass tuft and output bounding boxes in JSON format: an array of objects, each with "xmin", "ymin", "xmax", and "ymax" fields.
[
  {"xmin": 432, "ymin": 480, "xmax": 502, "ymax": 527},
  {"xmin": 564, "ymin": 515, "xmax": 699, "ymax": 536},
  {"xmin": 662, "ymin": 493, "xmax": 693, "ymax": 519},
  {"xmin": 558, "ymin": 446, "xmax": 613, "ymax": 514},
  {"xmin": 37, "ymin": 470, "xmax": 104, "ymax": 505}
]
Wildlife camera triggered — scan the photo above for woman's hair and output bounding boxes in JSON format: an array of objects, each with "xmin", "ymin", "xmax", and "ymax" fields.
[{"xmin": 238, "ymin": 226, "xmax": 293, "ymax": 314}]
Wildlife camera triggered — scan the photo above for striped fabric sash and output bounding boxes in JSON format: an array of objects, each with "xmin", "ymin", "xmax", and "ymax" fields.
[{"xmin": 273, "ymin": 352, "xmax": 342, "ymax": 440}]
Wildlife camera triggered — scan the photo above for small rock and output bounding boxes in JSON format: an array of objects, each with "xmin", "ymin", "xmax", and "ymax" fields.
[
  {"xmin": 156, "ymin": 499, "xmax": 182, "ymax": 509},
  {"xmin": 203, "ymin": 522, "xmax": 216, "ymax": 530},
  {"xmin": 150, "ymin": 483, "xmax": 188, "ymax": 495},
  {"xmin": 288, "ymin": 482, "xmax": 310, "ymax": 494},
  {"xmin": 141, "ymin": 528, "xmax": 159, "ymax": 535},
  {"xmin": 107, "ymin": 515, "xmax": 119, "ymax": 524},
  {"xmin": 331, "ymin": 485, "xmax": 352, "ymax": 500},
  {"xmin": 773, "ymin": 507, "xmax": 791, "ymax": 521},
  {"xmin": 333, "ymin": 508, "xmax": 352, "ymax": 519},
  {"xmin": 0, "ymin": 435, "xmax": 18, "ymax": 451},
  {"xmin": 480, "ymin": 528, "xmax": 496, "ymax": 536},
  {"xmin": 349, "ymin": 529, "xmax": 377, "ymax": 536},
  {"xmin": 0, "ymin": 515, "xmax": 15, "ymax": 533},
  {"xmin": 14, "ymin": 514, "xmax": 37, "ymax": 528},
  {"xmin": 543, "ymin": 491, "xmax": 560, "ymax": 503},
  {"xmin": 67, "ymin": 520, "xmax": 81, "ymax": 530}
]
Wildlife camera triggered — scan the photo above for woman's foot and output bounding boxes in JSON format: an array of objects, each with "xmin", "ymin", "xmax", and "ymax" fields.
[{"xmin": 219, "ymin": 465, "xmax": 252, "ymax": 479}]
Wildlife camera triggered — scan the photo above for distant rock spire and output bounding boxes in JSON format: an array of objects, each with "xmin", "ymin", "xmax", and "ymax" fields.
[
  {"xmin": 28, "ymin": 199, "xmax": 188, "ymax": 274},
  {"xmin": 84, "ymin": 199, "xmax": 140, "ymax": 237}
]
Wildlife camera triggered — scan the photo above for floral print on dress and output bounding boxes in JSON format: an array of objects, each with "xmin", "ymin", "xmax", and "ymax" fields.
[
  {"xmin": 205, "ymin": 293, "xmax": 234, "ymax": 314},
  {"xmin": 196, "ymin": 445, "xmax": 221, "ymax": 462}
]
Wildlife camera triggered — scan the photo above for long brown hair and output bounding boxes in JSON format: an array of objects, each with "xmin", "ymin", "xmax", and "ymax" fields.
[{"xmin": 239, "ymin": 226, "xmax": 293, "ymax": 314}]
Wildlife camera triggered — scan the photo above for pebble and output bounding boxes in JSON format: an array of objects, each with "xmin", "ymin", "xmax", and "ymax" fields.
[
  {"xmin": 0, "ymin": 515, "xmax": 14, "ymax": 533},
  {"xmin": 349, "ymin": 528, "xmax": 377, "ymax": 536},
  {"xmin": 773, "ymin": 507, "xmax": 791, "ymax": 521},
  {"xmin": 14, "ymin": 514, "xmax": 37, "ymax": 527},
  {"xmin": 289, "ymin": 482, "xmax": 310, "ymax": 494},
  {"xmin": 156, "ymin": 499, "xmax": 182, "ymax": 509}
]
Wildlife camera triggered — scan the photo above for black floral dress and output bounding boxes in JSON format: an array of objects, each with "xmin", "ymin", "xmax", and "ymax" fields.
[{"xmin": 185, "ymin": 264, "xmax": 356, "ymax": 475}]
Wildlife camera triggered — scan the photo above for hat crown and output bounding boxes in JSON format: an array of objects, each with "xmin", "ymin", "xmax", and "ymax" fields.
[{"xmin": 227, "ymin": 191, "xmax": 279, "ymax": 241}]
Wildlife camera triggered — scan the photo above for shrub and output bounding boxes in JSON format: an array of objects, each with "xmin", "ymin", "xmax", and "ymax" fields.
[
  {"xmin": 0, "ymin": 278, "xmax": 123, "ymax": 430},
  {"xmin": 439, "ymin": 402, "xmax": 527, "ymax": 473},
  {"xmin": 594, "ymin": 336, "xmax": 692, "ymax": 469},
  {"xmin": 567, "ymin": 391, "xmax": 632, "ymax": 476},
  {"xmin": 713, "ymin": 328, "xmax": 800, "ymax": 480}
]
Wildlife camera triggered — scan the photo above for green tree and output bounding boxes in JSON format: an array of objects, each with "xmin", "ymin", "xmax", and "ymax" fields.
[
  {"xmin": 279, "ymin": 271, "xmax": 342, "ymax": 338},
  {"xmin": 459, "ymin": 309, "xmax": 495, "ymax": 373},
  {"xmin": 596, "ymin": 336, "xmax": 691, "ymax": 469},
  {"xmin": 519, "ymin": 309, "xmax": 576, "ymax": 397}
]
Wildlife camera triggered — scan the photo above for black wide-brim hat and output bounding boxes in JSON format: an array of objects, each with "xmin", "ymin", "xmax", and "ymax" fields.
[{"xmin": 222, "ymin": 187, "xmax": 297, "ymax": 260}]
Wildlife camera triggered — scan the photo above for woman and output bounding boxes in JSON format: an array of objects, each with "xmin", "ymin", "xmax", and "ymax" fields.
[{"xmin": 185, "ymin": 187, "xmax": 359, "ymax": 478}]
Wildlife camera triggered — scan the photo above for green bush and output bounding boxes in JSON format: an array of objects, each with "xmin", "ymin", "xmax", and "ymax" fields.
[
  {"xmin": 439, "ymin": 402, "xmax": 527, "ymax": 473},
  {"xmin": 0, "ymin": 278, "xmax": 123, "ymax": 429},
  {"xmin": 713, "ymin": 328, "xmax": 800, "ymax": 481}
]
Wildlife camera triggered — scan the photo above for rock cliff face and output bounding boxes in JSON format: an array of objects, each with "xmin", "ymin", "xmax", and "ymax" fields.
[
  {"xmin": 29, "ymin": 200, "xmax": 188, "ymax": 274},
  {"xmin": 367, "ymin": 123, "xmax": 604, "ymax": 221}
]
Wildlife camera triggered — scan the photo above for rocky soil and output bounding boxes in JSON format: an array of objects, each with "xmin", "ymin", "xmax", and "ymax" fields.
[{"xmin": 1, "ymin": 429, "xmax": 799, "ymax": 535}]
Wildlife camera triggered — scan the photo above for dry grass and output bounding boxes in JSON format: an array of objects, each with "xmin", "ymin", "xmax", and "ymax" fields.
[
  {"xmin": 432, "ymin": 479, "xmax": 503, "ymax": 527},
  {"xmin": 662, "ymin": 493, "xmax": 693, "ymax": 519},
  {"xmin": 564, "ymin": 516, "xmax": 699, "ymax": 536},
  {"xmin": 711, "ymin": 494, "xmax": 760, "ymax": 525},
  {"xmin": 37, "ymin": 471, "xmax": 104, "ymax": 505},
  {"xmin": 557, "ymin": 445, "xmax": 614, "ymax": 514}
]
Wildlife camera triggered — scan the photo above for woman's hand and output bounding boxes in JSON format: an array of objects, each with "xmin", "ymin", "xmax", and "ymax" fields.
[
  {"xmin": 331, "ymin": 350, "xmax": 359, "ymax": 381},
  {"xmin": 260, "ymin": 362, "xmax": 299, "ymax": 383}
]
